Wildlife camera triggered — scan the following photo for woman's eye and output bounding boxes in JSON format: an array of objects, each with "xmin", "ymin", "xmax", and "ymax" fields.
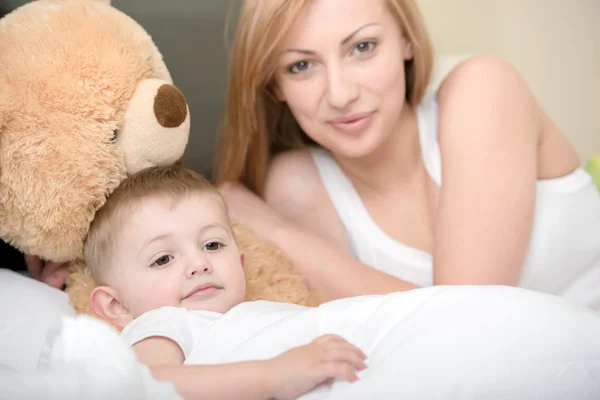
[
  {"xmin": 151, "ymin": 255, "xmax": 172, "ymax": 267},
  {"xmin": 287, "ymin": 60, "xmax": 312, "ymax": 74},
  {"xmin": 203, "ymin": 242, "xmax": 222, "ymax": 251},
  {"xmin": 353, "ymin": 41, "xmax": 376, "ymax": 54}
]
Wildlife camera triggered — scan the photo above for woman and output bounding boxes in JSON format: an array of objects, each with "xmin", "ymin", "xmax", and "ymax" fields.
[{"xmin": 216, "ymin": 0, "xmax": 600, "ymax": 311}]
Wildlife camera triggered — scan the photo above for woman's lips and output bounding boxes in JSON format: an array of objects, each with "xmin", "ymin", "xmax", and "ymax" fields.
[{"xmin": 328, "ymin": 111, "xmax": 375, "ymax": 135}]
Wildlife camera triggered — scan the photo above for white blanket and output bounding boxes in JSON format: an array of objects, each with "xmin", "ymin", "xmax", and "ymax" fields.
[
  {"xmin": 174, "ymin": 286, "xmax": 600, "ymax": 399},
  {"xmin": 1, "ymin": 284, "xmax": 600, "ymax": 399}
]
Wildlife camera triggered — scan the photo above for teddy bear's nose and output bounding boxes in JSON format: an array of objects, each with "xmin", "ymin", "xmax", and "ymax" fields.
[{"xmin": 153, "ymin": 84, "xmax": 188, "ymax": 128}]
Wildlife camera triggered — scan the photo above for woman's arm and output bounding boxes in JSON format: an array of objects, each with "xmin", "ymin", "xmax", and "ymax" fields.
[
  {"xmin": 217, "ymin": 151, "xmax": 421, "ymax": 300},
  {"xmin": 273, "ymin": 219, "xmax": 420, "ymax": 298},
  {"xmin": 432, "ymin": 55, "xmax": 542, "ymax": 285}
]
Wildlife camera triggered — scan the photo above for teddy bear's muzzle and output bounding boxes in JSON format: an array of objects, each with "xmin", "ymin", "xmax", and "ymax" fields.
[{"xmin": 115, "ymin": 78, "xmax": 191, "ymax": 174}]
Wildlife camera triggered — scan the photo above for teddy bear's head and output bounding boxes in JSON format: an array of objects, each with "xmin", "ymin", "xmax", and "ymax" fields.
[{"xmin": 0, "ymin": 0, "xmax": 190, "ymax": 267}]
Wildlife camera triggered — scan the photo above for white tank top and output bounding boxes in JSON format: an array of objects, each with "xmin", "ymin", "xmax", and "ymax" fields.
[{"xmin": 310, "ymin": 90, "xmax": 600, "ymax": 312}]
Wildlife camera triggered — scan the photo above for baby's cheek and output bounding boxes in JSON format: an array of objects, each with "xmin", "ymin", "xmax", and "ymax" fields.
[
  {"xmin": 233, "ymin": 272, "xmax": 248, "ymax": 303},
  {"xmin": 129, "ymin": 283, "xmax": 181, "ymax": 316}
]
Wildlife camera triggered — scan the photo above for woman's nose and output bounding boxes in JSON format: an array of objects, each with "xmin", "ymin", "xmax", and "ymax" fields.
[{"xmin": 326, "ymin": 67, "xmax": 359, "ymax": 110}]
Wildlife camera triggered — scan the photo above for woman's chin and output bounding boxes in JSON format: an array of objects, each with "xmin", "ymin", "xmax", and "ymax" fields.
[{"xmin": 329, "ymin": 136, "xmax": 387, "ymax": 161}]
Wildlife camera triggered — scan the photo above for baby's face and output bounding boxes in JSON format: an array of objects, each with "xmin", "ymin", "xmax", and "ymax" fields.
[{"xmin": 111, "ymin": 193, "xmax": 246, "ymax": 317}]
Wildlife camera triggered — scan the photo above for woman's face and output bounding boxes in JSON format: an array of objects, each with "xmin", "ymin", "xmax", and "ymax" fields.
[{"xmin": 273, "ymin": 0, "xmax": 413, "ymax": 159}]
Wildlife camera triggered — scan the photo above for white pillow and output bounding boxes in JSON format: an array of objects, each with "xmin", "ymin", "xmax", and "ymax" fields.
[{"xmin": 0, "ymin": 269, "xmax": 75, "ymax": 372}]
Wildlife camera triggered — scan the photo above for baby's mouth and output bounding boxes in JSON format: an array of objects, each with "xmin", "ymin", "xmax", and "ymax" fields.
[{"xmin": 183, "ymin": 283, "xmax": 223, "ymax": 300}]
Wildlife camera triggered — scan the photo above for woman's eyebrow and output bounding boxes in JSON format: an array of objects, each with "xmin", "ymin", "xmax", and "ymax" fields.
[
  {"xmin": 283, "ymin": 22, "xmax": 379, "ymax": 55},
  {"xmin": 341, "ymin": 22, "xmax": 379, "ymax": 45}
]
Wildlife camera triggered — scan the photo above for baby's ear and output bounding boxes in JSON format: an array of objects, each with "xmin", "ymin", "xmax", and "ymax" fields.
[{"xmin": 90, "ymin": 286, "xmax": 133, "ymax": 328}]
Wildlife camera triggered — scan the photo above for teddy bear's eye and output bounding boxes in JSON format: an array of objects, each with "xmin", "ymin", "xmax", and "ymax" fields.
[{"xmin": 109, "ymin": 129, "xmax": 118, "ymax": 144}]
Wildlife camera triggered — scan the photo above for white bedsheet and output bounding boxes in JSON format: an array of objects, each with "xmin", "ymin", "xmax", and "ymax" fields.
[{"xmin": 1, "ymin": 283, "xmax": 599, "ymax": 399}]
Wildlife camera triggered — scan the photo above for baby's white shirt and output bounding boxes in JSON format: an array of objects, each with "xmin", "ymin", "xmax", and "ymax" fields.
[{"xmin": 120, "ymin": 306, "xmax": 224, "ymax": 362}]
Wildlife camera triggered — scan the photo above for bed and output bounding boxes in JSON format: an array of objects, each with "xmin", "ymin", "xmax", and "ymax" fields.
[{"xmin": 1, "ymin": 269, "xmax": 599, "ymax": 399}]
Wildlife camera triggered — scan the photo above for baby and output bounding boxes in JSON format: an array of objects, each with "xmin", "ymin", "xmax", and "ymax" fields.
[{"xmin": 84, "ymin": 165, "xmax": 367, "ymax": 400}]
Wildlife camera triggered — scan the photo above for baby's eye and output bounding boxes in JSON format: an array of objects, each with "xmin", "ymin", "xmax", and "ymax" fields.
[
  {"xmin": 352, "ymin": 41, "xmax": 376, "ymax": 54},
  {"xmin": 203, "ymin": 242, "xmax": 222, "ymax": 252},
  {"xmin": 287, "ymin": 60, "xmax": 312, "ymax": 74},
  {"xmin": 151, "ymin": 255, "xmax": 172, "ymax": 267}
]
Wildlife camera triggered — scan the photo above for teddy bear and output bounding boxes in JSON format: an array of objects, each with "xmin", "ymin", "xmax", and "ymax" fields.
[{"xmin": 0, "ymin": 0, "xmax": 323, "ymax": 320}]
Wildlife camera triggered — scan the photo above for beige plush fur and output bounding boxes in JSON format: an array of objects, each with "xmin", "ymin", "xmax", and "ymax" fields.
[{"xmin": 0, "ymin": 0, "xmax": 323, "ymax": 322}]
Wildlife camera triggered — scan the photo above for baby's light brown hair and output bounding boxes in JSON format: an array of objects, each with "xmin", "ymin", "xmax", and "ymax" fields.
[{"xmin": 84, "ymin": 165, "xmax": 232, "ymax": 284}]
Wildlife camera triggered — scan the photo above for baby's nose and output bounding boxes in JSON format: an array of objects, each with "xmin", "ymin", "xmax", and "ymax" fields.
[
  {"xmin": 191, "ymin": 266, "xmax": 211, "ymax": 275},
  {"xmin": 153, "ymin": 84, "xmax": 187, "ymax": 128}
]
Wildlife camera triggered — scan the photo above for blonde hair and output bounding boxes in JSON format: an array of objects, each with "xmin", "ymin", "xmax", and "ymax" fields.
[
  {"xmin": 215, "ymin": 0, "xmax": 434, "ymax": 196},
  {"xmin": 84, "ymin": 165, "xmax": 229, "ymax": 284}
]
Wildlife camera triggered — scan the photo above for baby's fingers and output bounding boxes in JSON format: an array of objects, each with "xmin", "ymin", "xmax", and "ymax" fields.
[
  {"xmin": 346, "ymin": 343, "xmax": 367, "ymax": 360},
  {"xmin": 324, "ymin": 340, "xmax": 367, "ymax": 360},
  {"xmin": 321, "ymin": 361, "xmax": 359, "ymax": 383},
  {"xmin": 327, "ymin": 348, "xmax": 368, "ymax": 371}
]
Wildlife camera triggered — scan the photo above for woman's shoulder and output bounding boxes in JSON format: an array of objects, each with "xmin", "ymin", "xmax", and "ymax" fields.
[
  {"xmin": 264, "ymin": 147, "xmax": 333, "ymax": 213},
  {"xmin": 434, "ymin": 54, "xmax": 580, "ymax": 176},
  {"xmin": 264, "ymin": 147, "xmax": 324, "ymax": 207},
  {"xmin": 436, "ymin": 54, "xmax": 527, "ymax": 107},
  {"xmin": 264, "ymin": 148, "xmax": 349, "ymax": 246},
  {"xmin": 434, "ymin": 54, "xmax": 543, "ymax": 145},
  {"xmin": 269, "ymin": 148, "xmax": 317, "ymax": 174}
]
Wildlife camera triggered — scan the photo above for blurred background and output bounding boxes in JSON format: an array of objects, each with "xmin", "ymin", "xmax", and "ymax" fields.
[
  {"xmin": 419, "ymin": 0, "xmax": 600, "ymax": 164},
  {"xmin": 2, "ymin": 0, "xmax": 599, "ymax": 177}
]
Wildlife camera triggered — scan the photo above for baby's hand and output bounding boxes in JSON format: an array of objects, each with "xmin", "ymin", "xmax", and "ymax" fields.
[{"xmin": 268, "ymin": 334, "xmax": 367, "ymax": 400}]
